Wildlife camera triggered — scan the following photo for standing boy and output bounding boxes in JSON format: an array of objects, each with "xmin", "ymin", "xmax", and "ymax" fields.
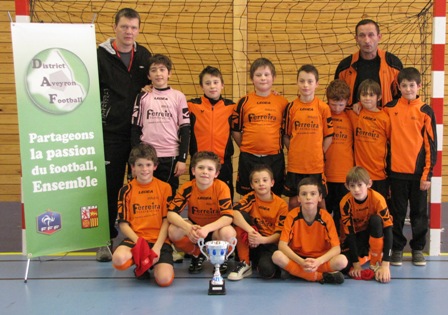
[
  {"xmin": 228, "ymin": 165, "xmax": 288, "ymax": 281},
  {"xmin": 232, "ymin": 58, "xmax": 289, "ymax": 197},
  {"xmin": 272, "ymin": 177, "xmax": 348, "ymax": 284},
  {"xmin": 131, "ymin": 54, "xmax": 190, "ymax": 196},
  {"xmin": 167, "ymin": 151, "xmax": 236, "ymax": 274},
  {"xmin": 383, "ymin": 67, "xmax": 437, "ymax": 266},
  {"xmin": 97, "ymin": 8, "xmax": 151, "ymax": 261},
  {"xmin": 352, "ymin": 79, "xmax": 391, "ymax": 199},
  {"xmin": 188, "ymin": 66, "xmax": 236, "ymax": 199},
  {"xmin": 112, "ymin": 144, "xmax": 174, "ymax": 287},
  {"xmin": 283, "ymin": 64, "xmax": 334, "ymax": 209},
  {"xmin": 324, "ymin": 79, "xmax": 354, "ymax": 234},
  {"xmin": 340, "ymin": 166, "xmax": 393, "ymax": 283}
]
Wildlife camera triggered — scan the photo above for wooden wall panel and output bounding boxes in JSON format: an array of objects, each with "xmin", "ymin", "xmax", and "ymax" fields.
[{"xmin": 1, "ymin": 0, "xmax": 447, "ymax": 202}]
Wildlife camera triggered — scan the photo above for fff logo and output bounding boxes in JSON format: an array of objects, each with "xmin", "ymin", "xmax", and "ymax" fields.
[{"xmin": 37, "ymin": 210, "xmax": 62, "ymax": 235}]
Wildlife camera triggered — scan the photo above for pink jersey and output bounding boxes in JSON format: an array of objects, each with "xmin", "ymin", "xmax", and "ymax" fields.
[{"xmin": 132, "ymin": 88, "xmax": 190, "ymax": 157}]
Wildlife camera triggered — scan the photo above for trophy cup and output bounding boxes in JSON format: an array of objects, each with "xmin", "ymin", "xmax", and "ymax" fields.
[{"xmin": 198, "ymin": 237, "xmax": 237, "ymax": 295}]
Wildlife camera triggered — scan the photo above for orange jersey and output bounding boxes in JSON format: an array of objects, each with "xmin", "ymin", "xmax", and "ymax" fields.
[
  {"xmin": 234, "ymin": 191, "xmax": 288, "ymax": 236},
  {"xmin": 117, "ymin": 178, "xmax": 172, "ymax": 243},
  {"xmin": 280, "ymin": 207, "xmax": 340, "ymax": 258},
  {"xmin": 168, "ymin": 179, "xmax": 233, "ymax": 226},
  {"xmin": 232, "ymin": 92, "xmax": 288, "ymax": 155},
  {"xmin": 284, "ymin": 97, "xmax": 334, "ymax": 174},
  {"xmin": 325, "ymin": 110, "xmax": 354, "ymax": 183},
  {"xmin": 188, "ymin": 96, "xmax": 236, "ymax": 164},
  {"xmin": 353, "ymin": 109, "xmax": 391, "ymax": 180},
  {"xmin": 340, "ymin": 188, "xmax": 393, "ymax": 236},
  {"xmin": 383, "ymin": 97, "xmax": 437, "ymax": 181}
]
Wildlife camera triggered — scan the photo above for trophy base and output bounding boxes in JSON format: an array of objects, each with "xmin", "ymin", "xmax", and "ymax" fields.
[{"xmin": 208, "ymin": 280, "xmax": 226, "ymax": 295}]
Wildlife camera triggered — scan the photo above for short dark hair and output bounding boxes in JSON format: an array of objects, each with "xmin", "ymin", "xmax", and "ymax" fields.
[
  {"xmin": 199, "ymin": 66, "xmax": 224, "ymax": 86},
  {"xmin": 297, "ymin": 177, "xmax": 322, "ymax": 195},
  {"xmin": 128, "ymin": 143, "xmax": 158, "ymax": 166},
  {"xmin": 326, "ymin": 79, "xmax": 351, "ymax": 101},
  {"xmin": 355, "ymin": 19, "xmax": 380, "ymax": 35},
  {"xmin": 114, "ymin": 8, "xmax": 141, "ymax": 26},
  {"xmin": 249, "ymin": 164, "xmax": 274, "ymax": 182},
  {"xmin": 297, "ymin": 64, "xmax": 319, "ymax": 82},
  {"xmin": 250, "ymin": 58, "xmax": 276, "ymax": 80},
  {"xmin": 397, "ymin": 67, "xmax": 421, "ymax": 85},
  {"xmin": 190, "ymin": 151, "xmax": 221, "ymax": 172},
  {"xmin": 357, "ymin": 79, "xmax": 381, "ymax": 100},
  {"xmin": 149, "ymin": 54, "xmax": 173, "ymax": 72}
]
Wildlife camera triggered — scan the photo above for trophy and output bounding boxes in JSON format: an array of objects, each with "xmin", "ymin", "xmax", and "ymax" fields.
[{"xmin": 198, "ymin": 237, "xmax": 237, "ymax": 295}]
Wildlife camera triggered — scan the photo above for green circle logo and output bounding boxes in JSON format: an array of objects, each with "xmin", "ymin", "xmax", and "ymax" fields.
[{"xmin": 26, "ymin": 48, "xmax": 89, "ymax": 114}]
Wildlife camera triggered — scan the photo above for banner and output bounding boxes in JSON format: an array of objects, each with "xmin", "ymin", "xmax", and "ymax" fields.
[{"xmin": 11, "ymin": 23, "xmax": 109, "ymax": 257}]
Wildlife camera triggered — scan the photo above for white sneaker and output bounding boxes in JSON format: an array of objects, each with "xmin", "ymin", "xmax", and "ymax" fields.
[
  {"xmin": 228, "ymin": 261, "xmax": 252, "ymax": 281},
  {"xmin": 171, "ymin": 244, "xmax": 184, "ymax": 263}
]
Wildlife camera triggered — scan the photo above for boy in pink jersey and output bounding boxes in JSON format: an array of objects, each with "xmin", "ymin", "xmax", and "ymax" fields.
[{"xmin": 131, "ymin": 54, "xmax": 190, "ymax": 196}]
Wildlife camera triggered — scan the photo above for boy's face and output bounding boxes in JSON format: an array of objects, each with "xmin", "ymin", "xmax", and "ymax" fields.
[
  {"xmin": 201, "ymin": 74, "xmax": 224, "ymax": 101},
  {"xmin": 252, "ymin": 66, "xmax": 274, "ymax": 94},
  {"xmin": 250, "ymin": 170, "xmax": 274, "ymax": 197},
  {"xmin": 398, "ymin": 79, "xmax": 421, "ymax": 101},
  {"xmin": 191, "ymin": 159, "xmax": 219, "ymax": 187},
  {"xmin": 297, "ymin": 184, "xmax": 322, "ymax": 212},
  {"xmin": 328, "ymin": 99, "xmax": 347, "ymax": 115},
  {"xmin": 149, "ymin": 63, "xmax": 170, "ymax": 88},
  {"xmin": 113, "ymin": 17, "xmax": 140, "ymax": 50},
  {"xmin": 131, "ymin": 158, "xmax": 157, "ymax": 185},
  {"xmin": 360, "ymin": 90, "xmax": 380, "ymax": 112},
  {"xmin": 297, "ymin": 71, "xmax": 318, "ymax": 99},
  {"xmin": 346, "ymin": 180, "xmax": 371, "ymax": 201}
]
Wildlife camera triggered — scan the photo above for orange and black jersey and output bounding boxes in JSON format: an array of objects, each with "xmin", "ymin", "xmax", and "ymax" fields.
[
  {"xmin": 283, "ymin": 97, "xmax": 334, "ymax": 174},
  {"xmin": 168, "ymin": 179, "xmax": 233, "ymax": 227},
  {"xmin": 117, "ymin": 178, "xmax": 172, "ymax": 244},
  {"xmin": 232, "ymin": 92, "xmax": 288, "ymax": 155},
  {"xmin": 335, "ymin": 48, "xmax": 403, "ymax": 108},
  {"xmin": 280, "ymin": 207, "xmax": 340, "ymax": 258},
  {"xmin": 383, "ymin": 96, "xmax": 437, "ymax": 181},
  {"xmin": 234, "ymin": 191, "xmax": 288, "ymax": 237},
  {"xmin": 340, "ymin": 188, "xmax": 392, "ymax": 236},
  {"xmin": 188, "ymin": 96, "xmax": 235, "ymax": 164},
  {"xmin": 325, "ymin": 110, "xmax": 354, "ymax": 183},
  {"xmin": 353, "ymin": 109, "xmax": 391, "ymax": 180}
]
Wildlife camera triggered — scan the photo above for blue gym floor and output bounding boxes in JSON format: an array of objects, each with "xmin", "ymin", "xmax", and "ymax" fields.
[{"xmin": 0, "ymin": 253, "xmax": 447, "ymax": 315}]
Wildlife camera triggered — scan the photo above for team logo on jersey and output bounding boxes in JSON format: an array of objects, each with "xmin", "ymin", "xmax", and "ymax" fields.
[
  {"xmin": 81, "ymin": 205, "xmax": 99, "ymax": 229},
  {"xmin": 37, "ymin": 210, "xmax": 62, "ymax": 235}
]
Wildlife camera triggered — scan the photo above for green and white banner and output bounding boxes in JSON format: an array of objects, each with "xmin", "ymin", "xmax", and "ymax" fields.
[{"xmin": 11, "ymin": 23, "xmax": 109, "ymax": 257}]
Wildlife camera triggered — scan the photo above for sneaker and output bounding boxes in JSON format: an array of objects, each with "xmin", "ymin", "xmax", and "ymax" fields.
[
  {"xmin": 228, "ymin": 261, "xmax": 252, "ymax": 281},
  {"xmin": 189, "ymin": 254, "xmax": 205, "ymax": 274},
  {"xmin": 390, "ymin": 250, "xmax": 403, "ymax": 266},
  {"xmin": 134, "ymin": 269, "xmax": 151, "ymax": 280},
  {"xmin": 280, "ymin": 269, "xmax": 292, "ymax": 280},
  {"xmin": 412, "ymin": 250, "xmax": 426, "ymax": 266},
  {"xmin": 171, "ymin": 245, "xmax": 184, "ymax": 263},
  {"xmin": 96, "ymin": 241, "xmax": 112, "ymax": 262},
  {"xmin": 219, "ymin": 260, "xmax": 229, "ymax": 275},
  {"xmin": 320, "ymin": 271, "xmax": 345, "ymax": 284}
]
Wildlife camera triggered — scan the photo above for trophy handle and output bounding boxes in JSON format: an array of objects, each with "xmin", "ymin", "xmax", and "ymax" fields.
[
  {"xmin": 198, "ymin": 238, "xmax": 209, "ymax": 260},
  {"xmin": 225, "ymin": 237, "xmax": 237, "ymax": 260}
]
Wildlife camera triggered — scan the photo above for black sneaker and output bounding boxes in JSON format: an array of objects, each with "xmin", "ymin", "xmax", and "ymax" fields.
[
  {"xmin": 189, "ymin": 254, "xmax": 205, "ymax": 274},
  {"xmin": 320, "ymin": 271, "xmax": 345, "ymax": 284},
  {"xmin": 412, "ymin": 250, "xmax": 426, "ymax": 266},
  {"xmin": 219, "ymin": 260, "xmax": 228, "ymax": 275},
  {"xmin": 390, "ymin": 250, "xmax": 403, "ymax": 266},
  {"xmin": 134, "ymin": 269, "xmax": 151, "ymax": 280}
]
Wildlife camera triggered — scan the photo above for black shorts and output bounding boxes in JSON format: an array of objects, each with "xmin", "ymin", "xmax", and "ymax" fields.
[
  {"xmin": 283, "ymin": 172, "xmax": 327, "ymax": 198},
  {"xmin": 121, "ymin": 239, "xmax": 174, "ymax": 266},
  {"xmin": 154, "ymin": 156, "xmax": 179, "ymax": 196},
  {"xmin": 236, "ymin": 151, "xmax": 285, "ymax": 196}
]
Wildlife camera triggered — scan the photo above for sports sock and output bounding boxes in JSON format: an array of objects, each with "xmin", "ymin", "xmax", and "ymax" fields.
[
  {"xmin": 369, "ymin": 236, "xmax": 384, "ymax": 266},
  {"xmin": 113, "ymin": 258, "xmax": 134, "ymax": 271},
  {"xmin": 284, "ymin": 260, "xmax": 320, "ymax": 282},
  {"xmin": 235, "ymin": 227, "xmax": 250, "ymax": 264},
  {"xmin": 173, "ymin": 236, "xmax": 200, "ymax": 257}
]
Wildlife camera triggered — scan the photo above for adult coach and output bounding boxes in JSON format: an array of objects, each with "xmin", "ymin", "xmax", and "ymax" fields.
[
  {"xmin": 96, "ymin": 8, "xmax": 152, "ymax": 262},
  {"xmin": 334, "ymin": 19, "xmax": 403, "ymax": 108}
]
